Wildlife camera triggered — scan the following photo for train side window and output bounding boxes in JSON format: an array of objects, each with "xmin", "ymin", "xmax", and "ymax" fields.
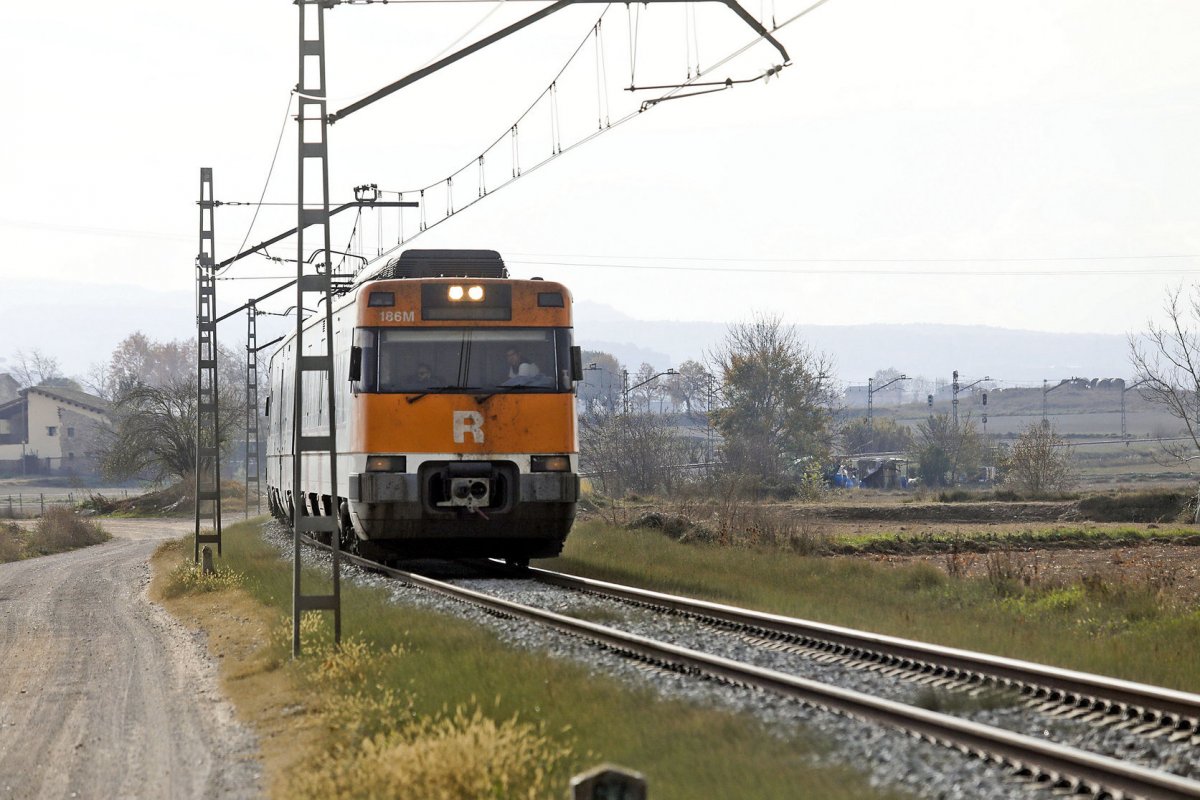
[{"xmin": 353, "ymin": 328, "xmax": 377, "ymax": 393}]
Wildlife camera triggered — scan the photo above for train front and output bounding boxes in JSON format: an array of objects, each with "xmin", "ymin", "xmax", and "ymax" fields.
[{"xmin": 344, "ymin": 272, "xmax": 581, "ymax": 561}]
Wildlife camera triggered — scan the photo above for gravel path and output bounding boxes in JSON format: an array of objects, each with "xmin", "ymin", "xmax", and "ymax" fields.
[{"xmin": 0, "ymin": 519, "xmax": 260, "ymax": 800}]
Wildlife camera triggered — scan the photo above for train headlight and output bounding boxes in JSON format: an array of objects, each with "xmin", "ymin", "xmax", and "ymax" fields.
[
  {"xmin": 366, "ymin": 455, "xmax": 407, "ymax": 472},
  {"xmin": 447, "ymin": 285, "xmax": 464, "ymax": 301},
  {"xmin": 467, "ymin": 285, "xmax": 484, "ymax": 301},
  {"xmin": 531, "ymin": 455, "xmax": 571, "ymax": 472}
]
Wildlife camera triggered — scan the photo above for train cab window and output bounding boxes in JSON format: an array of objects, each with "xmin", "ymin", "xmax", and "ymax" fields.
[{"xmin": 360, "ymin": 327, "xmax": 574, "ymax": 394}]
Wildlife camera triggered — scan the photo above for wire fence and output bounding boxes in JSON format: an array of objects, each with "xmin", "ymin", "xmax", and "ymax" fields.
[{"xmin": 0, "ymin": 491, "xmax": 131, "ymax": 520}]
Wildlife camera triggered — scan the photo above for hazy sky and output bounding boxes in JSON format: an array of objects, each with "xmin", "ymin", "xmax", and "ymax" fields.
[{"xmin": 3, "ymin": 0, "xmax": 1199, "ymax": 374}]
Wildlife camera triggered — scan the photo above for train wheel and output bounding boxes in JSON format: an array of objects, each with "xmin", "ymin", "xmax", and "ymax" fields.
[{"xmin": 505, "ymin": 556, "xmax": 530, "ymax": 571}]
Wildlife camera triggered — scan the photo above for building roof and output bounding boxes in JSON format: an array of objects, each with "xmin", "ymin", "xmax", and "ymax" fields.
[{"xmin": 23, "ymin": 385, "xmax": 111, "ymax": 416}]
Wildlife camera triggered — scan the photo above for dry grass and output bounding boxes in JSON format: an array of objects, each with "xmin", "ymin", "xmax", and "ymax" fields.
[
  {"xmin": 290, "ymin": 704, "xmax": 571, "ymax": 800},
  {"xmin": 151, "ymin": 537, "xmax": 577, "ymax": 800},
  {"xmin": 160, "ymin": 560, "xmax": 246, "ymax": 598}
]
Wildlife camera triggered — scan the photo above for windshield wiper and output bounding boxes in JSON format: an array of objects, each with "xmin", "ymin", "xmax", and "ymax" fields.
[
  {"xmin": 406, "ymin": 385, "xmax": 477, "ymax": 404},
  {"xmin": 474, "ymin": 385, "xmax": 552, "ymax": 404}
]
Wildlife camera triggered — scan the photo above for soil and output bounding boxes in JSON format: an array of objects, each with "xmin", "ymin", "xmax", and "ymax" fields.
[{"xmin": 0, "ymin": 519, "xmax": 261, "ymax": 799}]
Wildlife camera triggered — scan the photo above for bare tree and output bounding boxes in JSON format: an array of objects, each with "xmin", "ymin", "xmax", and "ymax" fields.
[
  {"xmin": 1129, "ymin": 285, "xmax": 1200, "ymax": 462},
  {"xmin": 10, "ymin": 349, "xmax": 77, "ymax": 390},
  {"xmin": 579, "ymin": 412, "xmax": 692, "ymax": 497},
  {"xmin": 1003, "ymin": 423, "xmax": 1075, "ymax": 495},
  {"xmin": 92, "ymin": 333, "xmax": 247, "ymax": 483},
  {"xmin": 99, "ymin": 375, "xmax": 244, "ymax": 483}
]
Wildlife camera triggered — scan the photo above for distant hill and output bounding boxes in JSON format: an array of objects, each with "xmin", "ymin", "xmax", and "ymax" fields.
[
  {"xmin": 1, "ymin": 279, "xmax": 286, "ymax": 380},
  {"xmin": 574, "ymin": 301, "xmax": 1134, "ymax": 386},
  {"xmin": 4, "ymin": 283, "xmax": 1133, "ymax": 389}
]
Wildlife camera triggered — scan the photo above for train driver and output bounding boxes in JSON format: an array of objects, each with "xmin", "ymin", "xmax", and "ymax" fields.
[{"xmin": 505, "ymin": 347, "xmax": 539, "ymax": 379}]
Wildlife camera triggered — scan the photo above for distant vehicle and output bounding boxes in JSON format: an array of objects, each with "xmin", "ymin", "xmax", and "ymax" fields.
[{"xmin": 265, "ymin": 249, "xmax": 583, "ymax": 565}]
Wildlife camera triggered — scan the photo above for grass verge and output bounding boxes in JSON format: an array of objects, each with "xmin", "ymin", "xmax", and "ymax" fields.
[
  {"xmin": 0, "ymin": 507, "xmax": 110, "ymax": 563},
  {"xmin": 151, "ymin": 521, "xmax": 898, "ymax": 800},
  {"xmin": 829, "ymin": 524, "xmax": 1200, "ymax": 554},
  {"xmin": 552, "ymin": 520, "xmax": 1200, "ymax": 693}
]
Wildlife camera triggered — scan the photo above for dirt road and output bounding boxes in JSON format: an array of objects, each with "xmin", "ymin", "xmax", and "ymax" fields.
[{"xmin": 0, "ymin": 519, "xmax": 260, "ymax": 799}]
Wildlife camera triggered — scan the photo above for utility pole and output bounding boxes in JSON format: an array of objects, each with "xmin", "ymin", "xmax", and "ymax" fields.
[
  {"xmin": 245, "ymin": 301, "xmax": 261, "ymax": 518},
  {"xmin": 951, "ymin": 371, "xmax": 959, "ymax": 428},
  {"xmin": 1121, "ymin": 378, "xmax": 1149, "ymax": 442},
  {"xmin": 194, "ymin": 168, "xmax": 222, "ymax": 563},
  {"xmin": 1042, "ymin": 378, "xmax": 1067, "ymax": 427},
  {"xmin": 291, "ymin": 0, "xmax": 342, "ymax": 655},
  {"xmin": 867, "ymin": 374, "xmax": 907, "ymax": 427}
]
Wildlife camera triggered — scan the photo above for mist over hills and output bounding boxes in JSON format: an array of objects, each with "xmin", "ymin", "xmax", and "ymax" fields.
[
  {"xmin": 574, "ymin": 302, "xmax": 1135, "ymax": 387},
  {"xmin": 2, "ymin": 284, "xmax": 1133, "ymax": 389}
]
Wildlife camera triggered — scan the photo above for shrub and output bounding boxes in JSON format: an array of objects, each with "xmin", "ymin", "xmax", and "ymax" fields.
[
  {"xmin": 29, "ymin": 507, "xmax": 109, "ymax": 555},
  {"xmin": 0, "ymin": 523, "xmax": 23, "ymax": 562}
]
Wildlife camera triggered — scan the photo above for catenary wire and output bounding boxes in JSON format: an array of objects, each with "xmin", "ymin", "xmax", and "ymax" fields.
[{"xmin": 219, "ymin": 92, "xmax": 294, "ymax": 276}]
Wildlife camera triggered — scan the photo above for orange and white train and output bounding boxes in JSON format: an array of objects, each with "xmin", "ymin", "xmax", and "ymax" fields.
[{"xmin": 265, "ymin": 249, "xmax": 581, "ymax": 563}]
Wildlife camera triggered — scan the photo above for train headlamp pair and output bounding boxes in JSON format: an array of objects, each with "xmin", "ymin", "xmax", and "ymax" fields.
[{"xmin": 447, "ymin": 285, "xmax": 485, "ymax": 302}]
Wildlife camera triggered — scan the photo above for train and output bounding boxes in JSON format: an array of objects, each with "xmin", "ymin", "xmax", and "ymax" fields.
[{"xmin": 264, "ymin": 249, "xmax": 582, "ymax": 564}]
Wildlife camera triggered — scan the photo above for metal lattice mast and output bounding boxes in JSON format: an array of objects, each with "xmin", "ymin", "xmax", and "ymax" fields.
[
  {"xmin": 245, "ymin": 301, "xmax": 261, "ymax": 518},
  {"xmin": 195, "ymin": 168, "xmax": 223, "ymax": 562},
  {"xmin": 292, "ymin": 0, "xmax": 341, "ymax": 655}
]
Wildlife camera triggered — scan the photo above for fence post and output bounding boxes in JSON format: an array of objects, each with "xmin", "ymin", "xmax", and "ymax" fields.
[
  {"xmin": 40, "ymin": 493, "xmax": 45, "ymax": 516},
  {"xmin": 19, "ymin": 494, "xmax": 23, "ymax": 515}
]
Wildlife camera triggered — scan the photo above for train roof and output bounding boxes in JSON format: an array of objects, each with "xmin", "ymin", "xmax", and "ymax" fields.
[{"xmin": 360, "ymin": 249, "xmax": 508, "ymax": 282}]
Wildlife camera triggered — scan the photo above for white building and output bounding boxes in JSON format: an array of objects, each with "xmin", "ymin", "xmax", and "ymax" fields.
[{"xmin": 0, "ymin": 386, "xmax": 110, "ymax": 476}]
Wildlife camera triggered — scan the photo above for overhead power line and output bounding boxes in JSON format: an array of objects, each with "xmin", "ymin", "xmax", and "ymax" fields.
[
  {"xmin": 507, "ymin": 251, "xmax": 1200, "ymax": 265},
  {"xmin": 503, "ymin": 257, "xmax": 1200, "ymax": 277}
]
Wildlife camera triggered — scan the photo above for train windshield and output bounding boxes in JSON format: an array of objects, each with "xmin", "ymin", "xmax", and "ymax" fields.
[{"xmin": 355, "ymin": 327, "xmax": 574, "ymax": 394}]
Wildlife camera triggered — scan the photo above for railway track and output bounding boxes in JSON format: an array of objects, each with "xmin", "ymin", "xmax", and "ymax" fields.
[
  {"xmin": 521, "ymin": 565, "xmax": 1200, "ymax": 747},
  {"xmin": 305, "ymin": 540, "xmax": 1200, "ymax": 799}
]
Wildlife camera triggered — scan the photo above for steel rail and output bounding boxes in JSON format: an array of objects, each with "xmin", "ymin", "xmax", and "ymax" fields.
[
  {"xmin": 316, "ymin": 545, "xmax": 1200, "ymax": 799},
  {"xmin": 525, "ymin": 565, "xmax": 1200, "ymax": 732}
]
